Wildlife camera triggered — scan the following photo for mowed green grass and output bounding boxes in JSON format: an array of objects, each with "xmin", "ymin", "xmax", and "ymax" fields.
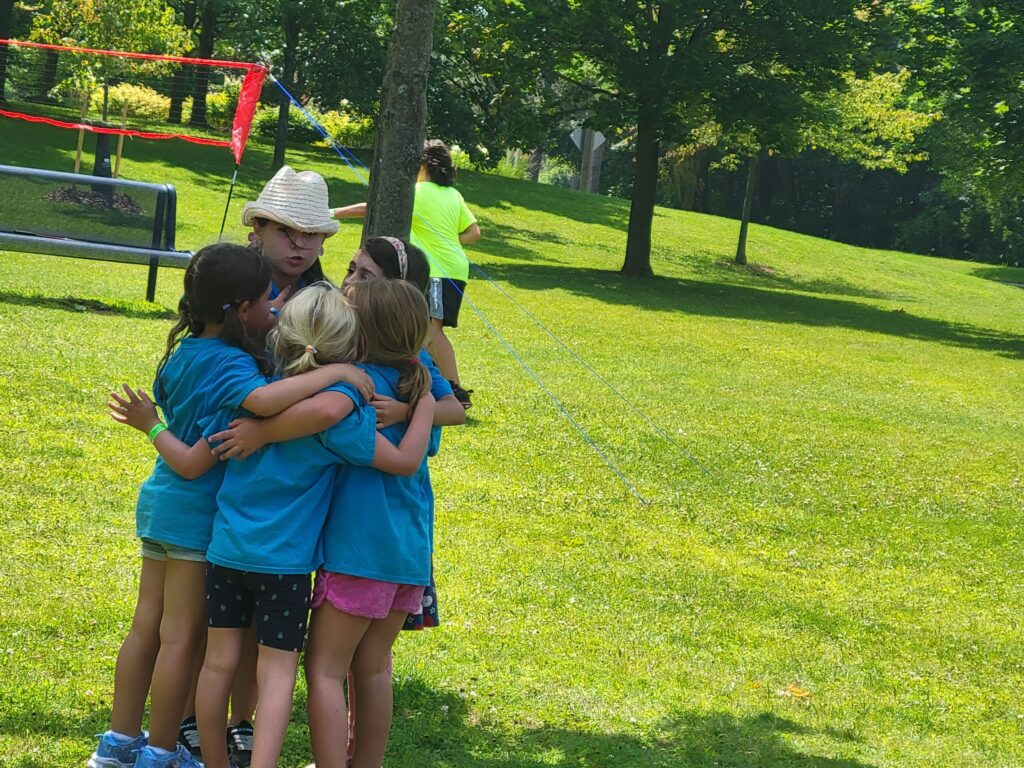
[{"xmin": 1, "ymin": 117, "xmax": 1023, "ymax": 768}]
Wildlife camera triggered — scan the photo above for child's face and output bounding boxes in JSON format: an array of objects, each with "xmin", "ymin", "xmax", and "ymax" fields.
[
  {"xmin": 241, "ymin": 284, "xmax": 273, "ymax": 335},
  {"xmin": 255, "ymin": 221, "xmax": 326, "ymax": 281},
  {"xmin": 342, "ymin": 249, "xmax": 385, "ymax": 288}
]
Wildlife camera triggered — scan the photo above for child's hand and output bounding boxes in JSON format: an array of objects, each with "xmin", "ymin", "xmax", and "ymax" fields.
[
  {"xmin": 209, "ymin": 418, "xmax": 267, "ymax": 460},
  {"xmin": 330, "ymin": 363, "xmax": 375, "ymax": 401},
  {"xmin": 371, "ymin": 394, "xmax": 411, "ymax": 428},
  {"xmin": 108, "ymin": 385, "xmax": 161, "ymax": 434}
]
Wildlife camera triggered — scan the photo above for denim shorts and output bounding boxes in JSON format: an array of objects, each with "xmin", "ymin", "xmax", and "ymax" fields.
[{"xmin": 140, "ymin": 538, "xmax": 207, "ymax": 562}]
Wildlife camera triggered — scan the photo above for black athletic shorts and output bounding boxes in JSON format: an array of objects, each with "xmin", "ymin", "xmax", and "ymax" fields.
[
  {"xmin": 206, "ymin": 564, "xmax": 311, "ymax": 652},
  {"xmin": 427, "ymin": 277, "xmax": 466, "ymax": 328}
]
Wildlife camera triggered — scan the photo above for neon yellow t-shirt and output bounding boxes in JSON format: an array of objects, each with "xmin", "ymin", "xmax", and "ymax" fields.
[{"xmin": 410, "ymin": 181, "xmax": 476, "ymax": 281}]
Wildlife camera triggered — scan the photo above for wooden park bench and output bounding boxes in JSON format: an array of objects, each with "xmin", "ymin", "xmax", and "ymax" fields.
[{"xmin": 0, "ymin": 163, "xmax": 192, "ymax": 301}]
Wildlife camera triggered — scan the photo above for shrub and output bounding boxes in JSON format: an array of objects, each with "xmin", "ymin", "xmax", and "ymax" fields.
[
  {"xmin": 252, "ymin": 104, "xmax": 323, "ymax": 144},
  {"xmin": 318, "ymin": 107, "xmax": 374, "ymax": 149},
  {"xmin": 539, "ymin": 156, "xmax": 576, "ymax": 188},
  {"xmin": 206, "ymin": 79, "xmax": 242, "ymax": 130},
  {"xmin": 91, "ymin": 83, "xmax": 169, "ymax": 121}
]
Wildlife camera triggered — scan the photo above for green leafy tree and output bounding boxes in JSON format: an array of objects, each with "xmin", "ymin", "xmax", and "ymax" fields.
[
  {"xmin": 895, "ymin": 1, "xmax": 1024, "ymax": 262},
  {"xmin": 30, "ymin": 0, "xmax": 190, "ymax": 116},
  {"xmin": 547, "ymin": 1, "xmax": 871, "ymax": 276}
]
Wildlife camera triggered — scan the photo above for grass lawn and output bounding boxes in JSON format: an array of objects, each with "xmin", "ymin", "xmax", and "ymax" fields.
[{"xmin": 1, "ymin": 117, "xmax": 1023, "ymax": 768}]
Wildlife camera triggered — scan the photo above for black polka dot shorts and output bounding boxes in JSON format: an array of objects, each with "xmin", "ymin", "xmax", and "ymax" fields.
[{"xmin": 206, "ymin": 564, "xmax": 312, "ymax": 652}]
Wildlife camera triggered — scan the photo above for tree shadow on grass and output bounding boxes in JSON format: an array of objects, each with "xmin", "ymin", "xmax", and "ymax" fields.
[
  {"xmin": 352, "ymin": 678, "xmax": 873, "ymax": 768},
  {"xmin": 478, "ymin": 262, "xmax": 1024, "ymax": 360},
  {"xmin": 971, "ymin": 265, "xmax": 1024, "ymax": 288},
  {"xmin": 0, "ymin": 291, "xmax": 176, "ymax": 320},
  {"xmin": 2, "ymin": 680, "xmax": 873, "ymax": 768},
  {"xmin": 683, "ymin": 258, "xmax": 907, "ymax": 302}
]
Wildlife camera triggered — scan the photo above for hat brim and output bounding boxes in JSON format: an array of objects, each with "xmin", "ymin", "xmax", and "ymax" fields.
[{"xmin": 242, "ymin": 202, "xmax": 339, "ymax": 237}]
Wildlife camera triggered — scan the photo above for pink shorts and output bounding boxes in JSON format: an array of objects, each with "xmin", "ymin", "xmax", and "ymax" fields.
[{"xmin": 312, "ymin": 570, "xmax": 425, "ymax": 620}]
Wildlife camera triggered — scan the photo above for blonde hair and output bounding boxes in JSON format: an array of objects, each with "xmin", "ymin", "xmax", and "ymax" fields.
[
  {"xmin": 268, "ymin": 281, "xmax": 359, "ymax": 377},
  {"xmin": 344, "ymin": 279, "xmax": 431, "ymax": 409}
]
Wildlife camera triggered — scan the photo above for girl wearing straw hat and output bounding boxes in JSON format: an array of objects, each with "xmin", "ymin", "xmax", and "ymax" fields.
[{"xmin": 244, "ymin": 166, "xmax": 340, "ymax": 308}]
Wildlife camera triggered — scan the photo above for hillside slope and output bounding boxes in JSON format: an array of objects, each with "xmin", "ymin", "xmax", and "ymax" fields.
[{"xmin": 1, "ymin": 118, "xmax": 1023, "ymax": 767}]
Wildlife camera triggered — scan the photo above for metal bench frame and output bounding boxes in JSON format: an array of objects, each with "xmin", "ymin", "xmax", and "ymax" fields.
[{"xmin": 0, "ymin": 163, "xmax": 192, "ymax": 301}]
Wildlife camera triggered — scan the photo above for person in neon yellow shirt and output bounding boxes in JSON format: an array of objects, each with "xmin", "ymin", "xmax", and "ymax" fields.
[{"xmin": 334, "ymin": 140, "xmax": 482, "ymax": 408}]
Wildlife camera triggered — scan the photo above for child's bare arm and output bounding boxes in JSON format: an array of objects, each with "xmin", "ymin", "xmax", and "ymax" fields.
[
  {"xmin": 108, "ymin": 385, "xmax": 217, "ymax": 479},
  {"xmin": 371, "ymin": 393, "xmax": 435, "ymax": 476},
  {"xmin": 210, "ymin": 391, "xmax": 355, "ymax": 460},
  {"xmin": 372, "ymin": 393, "xmax": 465, "ymax": 428},
  {"xmin": 242, "ymin": 364, "xmax": 373, "ymax": 416}
]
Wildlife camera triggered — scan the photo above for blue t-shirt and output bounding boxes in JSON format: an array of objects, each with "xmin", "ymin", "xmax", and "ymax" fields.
[
  {"xmin": 135, "ymin": 337, "xmax": 268, "ymax": 551},
  {"xmin": 321, "ymin": 363, "xmax": 433, "ymax": 585},
  {"xmin": 206, "ymin": 382, "xmax": 377, "ymax": 575}
]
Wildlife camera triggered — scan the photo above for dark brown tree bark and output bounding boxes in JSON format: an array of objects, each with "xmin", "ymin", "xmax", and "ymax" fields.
[
  {"xmin": 168, "ymin": 0, "xmax": 197, "ymax": 124},
  {"xmin": 362, "ymin": 0, "xmax": 436, "ymax": 240},
  {"xmin": 188, "ymin": 0, "xmax": 217, "ymax": 127},
  {"xmin": 38, "ymin": 50, "xmax": 59, "ymax": 99},
  {"xmin": 526, "ymin": 148, "xmax": 543, "ymax": 182},
  {"xmin": 0, "ymin": 0, "xmax": 14, "ymax": 103},
  {"xmin": 621, "ymin": 99, "xmax": 658, "ymax": 277},
  {"xmin": 735, "ymin": 152, "xmax": 761, "ymax": 265},
  {"xmin": 272, "ymin": 12, "xmax": 300, "ymax": 171}
]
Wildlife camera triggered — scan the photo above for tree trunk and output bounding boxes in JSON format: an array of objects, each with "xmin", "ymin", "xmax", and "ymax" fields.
[
  {"xmin": 776, "ymin": 155, "xmax": 796, "ymax": 228},
  {"xmin": 0, "ymin": 0, "xmax": 14, "ymax": 103},
  {"xmin": 735, "ymin": 152, "xmax": 761, "ymax": 265},
  {"xmin": 526, "ymin": 148, "xmax": 543, "ymax": 182},
  {"xmin": 272, "ymin": 13, "xmax": 301, "ymax": 171},
  {"xmin": 188, "ymin": 0, "xmax": 216, "ymax": 127},
  {"xmin": 621, "ymin": 100, "xmax": 658, "ymax": 277},
  {"xmin": 168, "ymin": 0, "xmax": 197, "ymax": 124},
  {"xmin": 38, "ymin": 50, "xmax": 59, "ymax": 100},
  {"xmin": 362, "ymin": 0, "xmax": 436, "ymax": 240}
]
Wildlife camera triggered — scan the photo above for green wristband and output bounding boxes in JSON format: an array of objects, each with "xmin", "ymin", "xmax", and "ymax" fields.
[{"xmin": 148, "ymin": 423, "xmax": 167, "ymax": 443}]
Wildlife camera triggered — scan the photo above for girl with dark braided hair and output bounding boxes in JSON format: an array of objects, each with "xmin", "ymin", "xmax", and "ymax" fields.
[{"xmin": 334, "ymin": 139, "xmax": 482, "ymax": 408}]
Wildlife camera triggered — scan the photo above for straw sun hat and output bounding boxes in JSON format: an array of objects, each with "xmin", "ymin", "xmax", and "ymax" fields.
[{"xmin": 241, "ymin": 165, "xmax": 340, "ymax": 236}]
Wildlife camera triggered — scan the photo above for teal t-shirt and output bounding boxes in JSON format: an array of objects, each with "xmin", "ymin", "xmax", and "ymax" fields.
[
  {"xmin": 410, "ymin": 181, "xmax": 476, "ymax": 281},
  {"xmin": 135, "ymin": 337, "xmax": 268, "ymax": 552},
  {"xmin": 420, "ymin": 348, "xmax": 451, "ymax": 457},
  {"xmin": 321, "ymin": 363, "xmax": 433, "ymax": 585},
  {"xmin": 206, "ymin": 382, "xmax": 377, "ymax": 575}
]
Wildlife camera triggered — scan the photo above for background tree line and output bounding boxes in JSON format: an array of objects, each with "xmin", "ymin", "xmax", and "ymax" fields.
[{"xmin": 3, "ymin": 0, "xmax": 1022, "ymax": 271}]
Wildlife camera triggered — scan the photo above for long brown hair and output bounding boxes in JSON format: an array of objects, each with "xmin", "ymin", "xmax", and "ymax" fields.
[
  {"xmin": 157, "ymin": 244, "xmax": 272, "ymax": 389},
  {"xmin": 345, "ymin": 279, "xmax": 431, "ymax": 410}
]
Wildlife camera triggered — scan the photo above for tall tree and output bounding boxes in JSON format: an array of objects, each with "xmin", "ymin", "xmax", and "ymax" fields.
[
  {"xmin": 0, "ymin": 0, "xmax": 15, "ymax": 102},
  {"xmin": 363, "ymin": 0, "xmax": 436, "ymax": 239},
  {"xmin": 551, "ymin": 1, "xmax": 869, "ymax": 276}
]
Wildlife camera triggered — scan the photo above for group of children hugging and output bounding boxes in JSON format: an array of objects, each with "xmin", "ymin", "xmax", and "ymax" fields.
[{"xmin": 90, "ymin": 144, "xmax": 473, "ymax": 768}]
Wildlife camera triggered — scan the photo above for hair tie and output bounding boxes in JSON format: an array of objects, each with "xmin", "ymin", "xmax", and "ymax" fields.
[
  {"xmin": 408, "ymin": 357, "xmax": 418, "ymax": 366},
  {"xmin": 305, "ymin": 344, "xmax": 318, "ymax": 355},
  {"xmin": 381, "ymin": 236, "xmax": 408, "ymax": 280}
]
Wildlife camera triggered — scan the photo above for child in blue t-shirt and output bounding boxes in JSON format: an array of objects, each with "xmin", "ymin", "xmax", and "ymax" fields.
[
  {"xmin": 97, "ymin": 244, "xmax": 373, "ymax": 768},
  {"xmin": 194, "ymin": 282, "xmax": 435, "ymax": 768},
  {"xmin": 303, "ymin": 278, "xmax": 438, "ymax": 768}
]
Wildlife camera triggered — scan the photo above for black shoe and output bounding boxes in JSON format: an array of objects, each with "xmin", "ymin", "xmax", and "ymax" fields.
[
  {"xmin": 450, "ymin": 381, "xmax": 473, "ymax": 409},
  {"xmin": 178, "ymin": 715, "xmax": 201, "ymax": 758},
  {"xmin": 226, "ymin": 720, "xmax": 253, "ymax": 768}
]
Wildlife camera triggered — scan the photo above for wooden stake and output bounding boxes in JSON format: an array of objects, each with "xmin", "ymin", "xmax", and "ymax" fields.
[
  {"xmin": 113, "ymin": 101, "xmax": 128, "ymax": 178},
  {"xmin": 73, "ymin": 92, "xmax": 88, "ymax": 174}
]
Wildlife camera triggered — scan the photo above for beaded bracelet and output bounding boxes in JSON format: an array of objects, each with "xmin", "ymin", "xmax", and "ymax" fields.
[{"xmin": 148, "ymin": 422, "xmax": 168, "ymax": 443}]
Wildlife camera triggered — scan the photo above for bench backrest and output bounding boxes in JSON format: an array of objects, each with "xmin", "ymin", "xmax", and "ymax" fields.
[{"xmin": 0, "ymin": 163, "xmax": 179, "ymax": 252}]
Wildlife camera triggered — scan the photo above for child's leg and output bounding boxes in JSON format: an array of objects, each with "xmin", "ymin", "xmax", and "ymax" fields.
[
  {"xmin": 146, "ymin": 557, "xmax": 207, "ymax": 750},
  {"xmin": 196, "ymin": 627, "xmax": 248, "ymax": 768},
  {"xmin": 109, "ymin": 556, "xmax": 165, "ymax": 737},
  {"xmin": 249, "ymin": 646, "xmax": 300, "ymax": 768},
  {"xmin": 348, "ymin": 611, "xmax": 407, "ymax": 768},
  {"xmin": 428, "ymin": 317, "xmax": 461, "ymax": 385},
  {"xmin": 305, "ymin": 605, "xmax": 371, "ymax": 768},
  {"xmin": 229, "ymin": 623, "xmax": 259, "ymax": 726}
]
